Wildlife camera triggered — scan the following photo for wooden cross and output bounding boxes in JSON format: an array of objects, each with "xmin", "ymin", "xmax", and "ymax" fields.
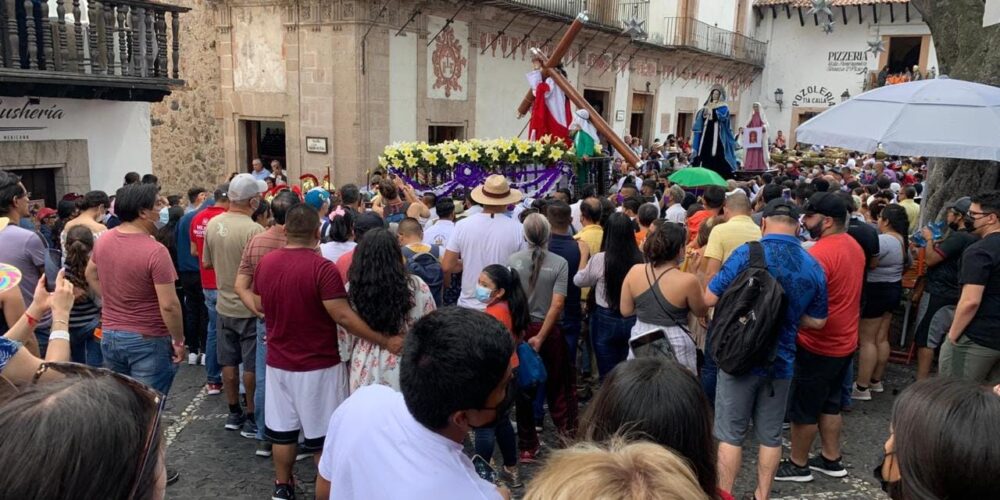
[{"xmin": 515, "ymin": 12, "xmax": 641, "ymax": 167}]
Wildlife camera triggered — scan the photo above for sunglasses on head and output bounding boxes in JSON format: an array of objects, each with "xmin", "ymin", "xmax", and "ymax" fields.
[{"xmin": 22, "ymin": 363, "xmax": 165, "ymax": 500}]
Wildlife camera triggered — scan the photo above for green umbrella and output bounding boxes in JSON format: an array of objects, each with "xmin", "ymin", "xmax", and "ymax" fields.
[{"xmin": 668, "ymin": 167, "xmax": 728, "ymax": 188}]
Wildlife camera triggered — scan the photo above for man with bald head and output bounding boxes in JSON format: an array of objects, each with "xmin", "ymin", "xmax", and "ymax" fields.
[{"xmin": 702, "ymin": 191, "xmax": 762, "ymax": 284}]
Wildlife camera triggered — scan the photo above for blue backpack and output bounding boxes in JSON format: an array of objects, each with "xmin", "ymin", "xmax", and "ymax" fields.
[{"xmin": 402, "ymin": 245, "xmax": 443, "ymax": 306}]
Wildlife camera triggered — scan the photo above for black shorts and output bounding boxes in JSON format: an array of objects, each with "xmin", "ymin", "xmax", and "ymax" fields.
[
  {"xmin": 914, "ymin": 292, "xmax": 958, "ymax": 348},
  {"xmin": 861, "ymin": 281, "xmax": 902, "ymax": 319},
  {"xmin": 788, "ymin": 348, "xmax": 852, "ymax": 424}
]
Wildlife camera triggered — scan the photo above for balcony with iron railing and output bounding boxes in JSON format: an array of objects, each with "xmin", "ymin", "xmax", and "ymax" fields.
[
  {"xmin": 653, "ymin": 17, "xmax": 767, "ymax": 67},
  {"xmin": 486, "ymin": 0, "xmax": 650, "ymax": 33},
  {"xmin": 0, "ymin": 0, "xmax": 190, "ymax": 102}
]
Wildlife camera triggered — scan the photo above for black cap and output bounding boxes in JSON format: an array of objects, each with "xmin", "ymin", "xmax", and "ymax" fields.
[
  {"xmin": 803, "ymin": 192, "xmax": 848, "ymax": 219},
  {"xmin": 762, "ymin": 198, "xmax": 801, "ymax": 219},
  {"xmin": 946, "ymin": 196, "xmax": 972, "ymax": 215}
]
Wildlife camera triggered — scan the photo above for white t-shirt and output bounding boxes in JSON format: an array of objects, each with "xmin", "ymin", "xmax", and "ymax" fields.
[
  {"xmin": 320, "ymin": 241, "xmax": 356, "ymax": 263},
  {"xmin": 318, "ymin": 385, "xmax": 502, "ymax": 500},
  {"xmin": 446, "ymin": 212, "xmax": 524, "ymax": 310},
  {"xmin": 665, "ymin": 203, "xmax": 687, "ymax": 224},
  {"xmin": 423, "ymin": 219, "xmax": 455, "ymax": 247},
  {"xmin": 570, "ymin": 200, "xmax": 583, "ymax": 233}
]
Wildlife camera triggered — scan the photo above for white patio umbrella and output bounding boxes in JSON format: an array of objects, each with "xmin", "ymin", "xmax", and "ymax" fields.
[{"xmin": 795, "ymin": 77, "xmax": 1000, "ymax": 161}]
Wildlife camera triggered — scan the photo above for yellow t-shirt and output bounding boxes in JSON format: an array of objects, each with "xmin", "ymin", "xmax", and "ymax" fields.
[
  {"xmin": 704, "ymin": 215, "xmax": 762, "ymax": 264},
  {"xmin": 574, "ymin": 224, "xmax": 604, "ymax": 300},
  {"xmin": 899, "ymin": 199, "xmax": 920, "ymax": 233}
]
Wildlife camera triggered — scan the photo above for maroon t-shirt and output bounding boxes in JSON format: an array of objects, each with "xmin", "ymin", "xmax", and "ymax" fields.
[
  {"xmin": 92, "ymin": 229, "xmax": 178, "ymax": 337},
  {"xmin": 254, "ymin": 247, "xmax": 346, "ymax": 371}
]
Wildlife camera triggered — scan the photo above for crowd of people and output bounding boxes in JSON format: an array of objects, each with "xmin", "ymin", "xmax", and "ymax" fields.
[{"xmin": 0, "ymin": 148, "xmax": 999, "ymax": 500}]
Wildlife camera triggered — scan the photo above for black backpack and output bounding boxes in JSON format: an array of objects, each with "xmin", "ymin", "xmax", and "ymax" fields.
[
  {"xmin": 708, "ymin": 241, "xmax": 787, "ymax": 376},
  {"xmin": 402, "ymin": 245, "xmax": 443, "ymax": 307}
]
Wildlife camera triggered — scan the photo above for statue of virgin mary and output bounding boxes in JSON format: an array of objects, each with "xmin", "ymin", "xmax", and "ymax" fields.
[{"xmin": 691, "ymin": 85, "xmax": 738, "ymax": 179}]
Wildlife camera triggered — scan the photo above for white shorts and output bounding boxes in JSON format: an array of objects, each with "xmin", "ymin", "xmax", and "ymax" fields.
[{"xmin": 265, "ymin": 364, "xmax": 348, "ymax": 444}]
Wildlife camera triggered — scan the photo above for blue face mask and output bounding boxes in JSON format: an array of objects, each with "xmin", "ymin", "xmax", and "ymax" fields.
[
  {"xmin": 159, "ymin": 207, "xmax": 170, "ymax": 225},
  {"xmin": 475, "ymin": 285, "xmax": 494, "ymax": 304}
]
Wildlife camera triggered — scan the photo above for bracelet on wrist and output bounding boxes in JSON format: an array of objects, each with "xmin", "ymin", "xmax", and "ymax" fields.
[
  {"xmin": 53, "ymin": 319, "xmax": 69, "ymax": 326},
  {"xmin": 24, "ymin": 312, "xmax": 38, "ymax": 328},
  {"xmin": 49, "ymin": 330, "xmax": 70, "ymax": 342}
]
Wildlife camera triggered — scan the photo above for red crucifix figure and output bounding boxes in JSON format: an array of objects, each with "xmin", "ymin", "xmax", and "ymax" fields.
[{"xmin": 515, "ymin": 12, "xmax": 641, "ymax": 167}]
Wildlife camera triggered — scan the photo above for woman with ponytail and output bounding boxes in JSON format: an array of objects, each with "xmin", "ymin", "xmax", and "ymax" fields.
[
  {"xmin": 854, "ymin": 204, "xmax": 910, "ymax": 401},
  {"xmin": 320, "ymin": 206, "xmax": 357, "ymax": 263},
  {"xmin": 63, "ymin": 225, "xmax": 103, "ymax": 366},
  {"xmin": 473, "ymin": 264, "xmax": 531, "ymax": 487},
  {"xmin": 508, "ymin": 213, "xmax": 574, "ymax": 462}
]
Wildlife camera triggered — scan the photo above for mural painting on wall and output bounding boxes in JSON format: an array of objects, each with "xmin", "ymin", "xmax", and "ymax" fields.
[
  {"xmin": 428, "ymin": 16, "xmax": 469, "ymax": 100},
  {"xmin": 792, "ymin": 86, "xmax": 836, "ymax": 107},
  {"xmin": 827, "ymin": 51, "xmax": 869, "ymax": 74}
]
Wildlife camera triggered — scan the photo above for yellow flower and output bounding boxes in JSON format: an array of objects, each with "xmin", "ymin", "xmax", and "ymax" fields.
[
  {"xmin": 422, "ymin": 151, "xmax": 439, "ymax": 164},
  {"xmin": 489, "ymin": 148, "xmax": 501, "ymax": 161},
  {"xmin": 457, "ymin": 144, "xmax": 473, "ymax": 157},
  {"xmin": 468, "ymin": 149, "xmax": 482, "ymax": 162},
  {"xmin": 516, "ymin": 141, "xmax": 531, "ymax": 155},
  {"xmin": 406, "ymin": 155, "xmax": 419, "ymax": 168},
  {"xmin": 540, "ymin": 134, "xmax": 552, "ymax": 145},
  {"xmin": 445, "ymin": 153, "xmax": 459, "ymax": 167},
  {"xmin": 594, "ymin": 143, "xmax": 603, "ymax": 154},
  {"xmin": 391, "ymin": 157, "xmax": 404, "ymax": 169},
  {"xmin": 548, "ymin": 148, "xmax": 564, "ymax": 162},
  {"xmin": 508, "ymin": 151, "xmax": 520, "ymax": 163},
  {"xmin": 378, "ymin": 156, "xmax": 388, "ymax": 168}
]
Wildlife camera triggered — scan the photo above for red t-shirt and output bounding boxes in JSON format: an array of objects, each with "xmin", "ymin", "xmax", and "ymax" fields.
[
  {"xmin": 92, "ymin": 229, "xmax": 178, "ymax": 337},
  {"xmin": 335, "ymin": 249, "xmax": 354, "ymax": 284},
  {"xmin": 799, "ymin": 233, "xmax": 864, "ymax": 357},
  {"xmin": 190, "ymin": 206, "xmax": 225, "ymax": 289},
  {"xmin": 254, "ymin": 247, "xmax": 347, "ymax": 371},
  {"xmin": 687, "ymin": 209, "xmax": 714, "ymax": 245}
]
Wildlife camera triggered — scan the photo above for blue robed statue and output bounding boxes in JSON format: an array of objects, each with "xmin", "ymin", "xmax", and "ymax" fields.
[{"xmin": 691, "ymin": 85, "xmax": 738, "ymax": 179}]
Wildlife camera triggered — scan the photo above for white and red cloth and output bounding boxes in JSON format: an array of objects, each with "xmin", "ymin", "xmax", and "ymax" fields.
[{"xmin": 526, "ymin": 70, "xmax": 572, "ymax": 144}]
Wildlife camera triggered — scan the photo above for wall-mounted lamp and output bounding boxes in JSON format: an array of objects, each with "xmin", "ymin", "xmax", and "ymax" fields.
[
  {"xmin": 774, "ymin": 88, "xmax": 784, "ymax": 111},
  {"xmin": 841, "ymin": 89, "xmax": 851, "ymax": 103}
]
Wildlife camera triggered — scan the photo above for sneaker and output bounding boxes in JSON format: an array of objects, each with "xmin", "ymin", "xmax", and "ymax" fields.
[
  {"xmin": 256, "ymin": 441, "xmax": 273, "ymax": 458},
  {"xmin": 187, "ymin": 352, "xmax": 198, "ymax": 365},
  {"xmin": 166, "ymin": 468, "xmax": 180, "ymax": 486},
  {"xmin": 502, "ymin": 465, "xmax": 523, "ymax": 488},
  {"xmin": 851, "ymin": 386, "xmax": 872, "ymax": 401},
  {"xmin": 206, "ymin": 383, "xmax": 223, "ymax": 395},
  {"xmin": 518, "ymin": 448, "xmax": 540, "ymax": 464},
  {"xmin": 199, "ymin": 353, "xmax": 206, "ymax": 366},
  {"xmin": 774, "ymin": 459, "xmax": 813, "ymax": 482},
  {"xmin": 272, "ymin": 482, "xmax": 295, "ymax": 500},
  {"xmin": 870, "ymin": 381, "xmax": 885, "ymax": 393},
  {"xmin": 808, "ymin": 454, "xmax": 848, "ymax": 478},
  {"xmin": 240, "ymin": 418, "xmax": 258, "ymax": 439},
  {"xmin": 225, "ymin": 411, "xmax": 246, "ymax": 431}
]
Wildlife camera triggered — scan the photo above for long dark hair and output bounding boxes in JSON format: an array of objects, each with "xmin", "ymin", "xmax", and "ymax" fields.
[
  {"xmin": 890, "ymin": 378, "xmax": 1000, "ymax": 499},
  {"xmin": 327, "ymin": 207, "xmax": 355, "ymax": 243},
  {"xmin": 880, "ymin": 203, "xmax": 911, "ymax": 268},
  {"xmin": 348, "ymin": 228, "xmax": 414, "ymax": 335},
  {"xmin": 522, "ymin": 213, "xmax": 551, "ymax": 295},
  {"xmin": 0, "ymin": 376, "xmax": 164, "ymax": 500},
  {"xmin": 579, "ymin": 358, "xmax": 719, "ymax": 499},
  {"xmin": 482, "ymin": 264, "xmax": 530, "ymax": 338},
  {"xmin": 602, "ymin": 213, "xmax": 643, "ymax": 314},
  {"xmin": 63, "ymin": 225, "xmax": 94, "ymax": 290}
]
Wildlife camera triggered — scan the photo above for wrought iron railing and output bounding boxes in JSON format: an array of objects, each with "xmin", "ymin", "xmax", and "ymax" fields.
[
  {"xmin": 490, "ymin": 0, "xmax": 650, "ymax": 32},
  {"xmin": 657, "ymin": 17, "xmax": 767, "ymax": 67},
  {"xmin": 0, "ymin": 0, "xmax": 189, "ymax": 81}
]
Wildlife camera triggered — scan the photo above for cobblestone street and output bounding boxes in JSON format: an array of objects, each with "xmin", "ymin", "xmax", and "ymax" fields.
[{"xmin": 162, "ymin": 360, "xmax": 913, "ymax": 499}]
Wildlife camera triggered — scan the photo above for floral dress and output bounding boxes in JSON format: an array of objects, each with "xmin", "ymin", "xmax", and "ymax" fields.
[
  {"xmin": 0, "ymin": 337, "xmax": 19, "ymax": 372},
  {"xmin": 338, "ymin": 275, "xmax": 436, "ymax": 393}
]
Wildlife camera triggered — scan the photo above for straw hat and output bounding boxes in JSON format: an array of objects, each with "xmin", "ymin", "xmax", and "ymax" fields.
[{"xmin": 471, "ymin": 175, "xmax": 523, "ymax": 206}]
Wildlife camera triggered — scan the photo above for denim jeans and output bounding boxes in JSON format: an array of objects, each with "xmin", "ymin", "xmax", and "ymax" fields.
[
  {"xmin": 473, "ymin": 411, "xmax": 517, "ymax": 467},
  {"xmin": 101, "ymin": 330, "xmax": 178, "ymax": 395},
  {"xmin": 701, "ymin": 347, "xmax": 719, "ymax": 405},
  {"xmin": 69, "ymin": 318, "xmax": 103, "ymax": 367},
  {"xmin": 203, "ymin": 289, "xmax": 222, "ymax": 384},
  {"xmin": 561, "ymin": 317, "xmax": 582, "ymax": 369},
  {"xmin": 590, "ymin": 306, "xmax": 636, "ymax": 381},
  {"xmin": 255, "ymin": 318, "xmax": 266, "ymax": 440}
]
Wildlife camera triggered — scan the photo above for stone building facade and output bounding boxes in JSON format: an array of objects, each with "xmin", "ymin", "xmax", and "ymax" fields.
[{"xmin": 151, "ymin": 0, "xmax": 767, "ymax": 192}]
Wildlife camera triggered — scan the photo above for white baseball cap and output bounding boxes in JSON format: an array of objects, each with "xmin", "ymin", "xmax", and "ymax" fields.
[{"xmin": 228, "ymin": 173, "xmax": 267, "ymax": 202}]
